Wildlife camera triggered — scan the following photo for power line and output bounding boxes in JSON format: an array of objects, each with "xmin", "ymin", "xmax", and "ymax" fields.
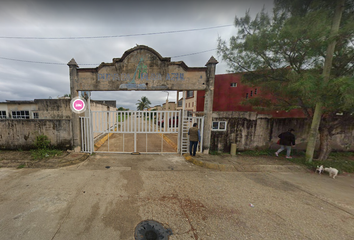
[
  {"xmin": 0, "ymin": 57, "xmax": 65, "ymax": 65},
  {"xmin": 0, "ymin": 25, "xmax": 232, "ymax": 40},
  {"xmin": 171, "ymin": 48, "xmax": 216, "ymax": 58},
  {"xmin": 0, "ymin": 49, "xmax": 217, "ymax": 66}
]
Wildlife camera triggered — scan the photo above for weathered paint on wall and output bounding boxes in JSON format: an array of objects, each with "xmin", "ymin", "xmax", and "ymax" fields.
[
  {"xmin": 75, "ymin": 45, "xmax": 208, "ymax": 91},
  {"xmin": 0, "ymin": 119, "xmax": 72, "ymax": 150},
  {"xmin": 211, "ymin": 112, "xmax": 354, "ymax": 152}
]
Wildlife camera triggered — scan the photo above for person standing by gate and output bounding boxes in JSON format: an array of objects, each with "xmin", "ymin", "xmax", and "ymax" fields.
[
  {"xmin": 275, "ymin": 128, "xmax": 296, "ymax": 159},
  {"xmin": 188, "ymin": 123, "xmax": 201, "ymax": 156}
]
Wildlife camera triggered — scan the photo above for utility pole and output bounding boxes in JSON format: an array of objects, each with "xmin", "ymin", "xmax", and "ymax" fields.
[{"xmin": 306, "ymin": 0, "xmax": 346, "ymax": 162}]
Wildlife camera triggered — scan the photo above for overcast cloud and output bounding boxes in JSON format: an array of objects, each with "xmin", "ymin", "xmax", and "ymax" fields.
[{"xmin": 0, "ymin": 0, "xmax": 273, "ymax": 110}]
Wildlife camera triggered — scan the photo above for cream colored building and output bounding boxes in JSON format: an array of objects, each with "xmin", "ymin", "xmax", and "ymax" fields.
[
  {"xmin": 176, "ymin": 90, "xmax": 197, "ymax": 117},
  {"xmin": 148, "ymin": 105, "xmax": 162, "ymax": 111},
  {"xmin": 162, "ymin": 102, "xmax": 176, "ymax": 110},
  {"xmin": 0, "ymin": 99, "xmax": 116, "ymax": 120}
]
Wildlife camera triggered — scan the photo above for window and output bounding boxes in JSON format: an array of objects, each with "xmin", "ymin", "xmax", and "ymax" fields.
[
  {"xmin": 212, "ymin": 121, "xmax": 227, "ymax": 131},
  {"xmin": 187, "ymin": 111, "xmax": 193, "ymax": 117},
  {"xmin": 12, "ymin": 111, "xmax": 30, "ymax": 119},
  {"xmin": 255, "ymin": 88, "xmax": 257, "ymax": 95},
  {"xmin": 192, "ymin": 102, "xmax": 194, "ymax": 107},
  {"xmin": 178, "ymin": 101, "xmax": 182, "ymax": 107},
  {"xmin": 0, "ymin": 111, "xmax": 6, "ymax": 119},
  {"xmin": 250, "ymin": 91, "xmax": 253, "ymax": 97},
  {"xmin": 230, "ymin": 83, "xmax": 237, "ymax": 87},
  {"xmin": 246, "ymin": 93, "xmax": 249, "ymax": 99},
  {"xmin": 189, "ymin": 103, "xmax": 190, "ymax": 107},
  {"xmin": 33, "ymin": 112, "xmax": 39, "ymax": 119},
  {"xmin": 187, "ymin": 91, "xmax": 194, "ymax": 98}
]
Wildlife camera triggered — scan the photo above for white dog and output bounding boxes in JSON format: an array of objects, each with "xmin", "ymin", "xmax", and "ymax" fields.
[
  {"xmin": 315, "ymin": 165, "xmax": 324, "ymax": 174},
  {"xmin": 324, "ymin": 167, "xmax": 339, "ymax": 179}
]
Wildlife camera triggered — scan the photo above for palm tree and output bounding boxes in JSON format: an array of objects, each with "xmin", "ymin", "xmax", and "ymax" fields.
[{"xmin": 136, "ymin": 96, "xmax": 151, "ymax": 110}]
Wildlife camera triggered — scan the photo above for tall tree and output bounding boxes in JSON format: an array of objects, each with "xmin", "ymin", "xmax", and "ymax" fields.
[
  {"xmin": 306, "ymin": 0, "xmax": 346, "ymax": 162},
  {"xmin": 218, "ymin": 0, "xmax": 354, "ymax": 161},
  {"xmin": 136, "ymin": 96, "xmax": 151, "ymax": 110}
]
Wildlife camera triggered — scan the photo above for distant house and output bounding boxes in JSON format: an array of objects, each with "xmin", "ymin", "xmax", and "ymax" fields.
[
  {"xmin": 196, "ymin": 73, "xmax": 305, "ymax": 118},
  {"xmin": 149, "ymin": 105, "xmax": 162, "ymax": 111}
]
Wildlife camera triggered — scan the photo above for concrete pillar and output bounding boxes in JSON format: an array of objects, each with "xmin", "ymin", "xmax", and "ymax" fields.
[
  {"xmin": 203, "ymin": 56, "xmax": 218, "ymax": 154},
  {"xmin": 67, "ymin": 58, "xmax": 80, "ymax": 151}
]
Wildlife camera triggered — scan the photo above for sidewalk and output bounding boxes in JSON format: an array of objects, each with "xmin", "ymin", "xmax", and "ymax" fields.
[{"xmin": 183, "ymin": 153, "xmax": 307, "ymax": 172}]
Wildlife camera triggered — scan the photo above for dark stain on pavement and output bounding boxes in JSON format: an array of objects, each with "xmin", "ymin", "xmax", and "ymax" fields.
[
  {"xmin": 102, "ymin": 170, "xmax": 143, "ymax": 239},
  {"xmin": 77, "ymin": 201, "xmax": 100, "ymax": 237},
  {"xmin": 245, "ymin": 173, "xmax": 298, "ymax": 192}
]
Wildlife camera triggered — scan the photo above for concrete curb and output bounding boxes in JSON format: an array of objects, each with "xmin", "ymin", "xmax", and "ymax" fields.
[
  {"xmin": 94, "ymin": 133, "xmax": 114, "ymax": 151},
  {"xmin": 57, "ymin": 153, "xmax": 90, "ymax": 167},
  {"xmin": 183, "ymin": 154, "xmax": 236, "ymax": 171},
  {"xmin": 182, "ymin": 154, "xmax": 307, "ymax": 172}
]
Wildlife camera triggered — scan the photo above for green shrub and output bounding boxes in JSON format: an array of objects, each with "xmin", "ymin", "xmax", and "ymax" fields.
[{"xmin": 35, "ymin": 135, "xmax": 51, "ymax": 150}]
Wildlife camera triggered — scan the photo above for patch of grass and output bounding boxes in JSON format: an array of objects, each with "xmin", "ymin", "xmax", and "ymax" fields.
[
  {"xmin": 282, "ymin": 152, "xmax": 354, "ymax": 173},
  {"xmin": 240, "ymin": 149, "xmax": 275, "ymax": 156},
  {"xmin": 329, "ymin": 151, "xmax": 354, "ymax": 157},
  {"xmin": 210, "ymin": 150, "xmax": 222, "ymax": 155},
  {"xmin": 17, "ymin": 164, "xmax": 26, "ymax": 169},
  {"xmin": 30, "ymin": 149, "xmax": 63, "ymax": 160},
  {"xmin": 241, "ymin": 149, "xmax": 354, "ymax": 173}
]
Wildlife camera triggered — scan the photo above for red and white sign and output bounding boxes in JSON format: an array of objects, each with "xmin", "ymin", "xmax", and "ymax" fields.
[{"xmin": 70, "ymin": 97, "xmax": 87, "ymax": 114}]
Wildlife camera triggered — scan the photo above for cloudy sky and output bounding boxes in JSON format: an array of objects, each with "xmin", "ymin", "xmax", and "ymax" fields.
[{"xmin": 0, "ymin": 0, "xmax": 273, "ymax": 110}]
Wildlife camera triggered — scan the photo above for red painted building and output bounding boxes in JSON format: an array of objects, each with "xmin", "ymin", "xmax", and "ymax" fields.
[{"xmin": 197, "ymin": 73, "xmax": 305, "ymax": 118}]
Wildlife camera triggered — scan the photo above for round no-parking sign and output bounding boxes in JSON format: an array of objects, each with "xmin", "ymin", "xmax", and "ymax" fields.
[{"xmin": 70, "ymin": 97, "xmax": 87, "ymax": 114}]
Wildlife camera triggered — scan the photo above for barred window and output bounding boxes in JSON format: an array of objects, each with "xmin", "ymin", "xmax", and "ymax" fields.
[
  {"xmin": 187, "ymin": 91, "xmax": 194, "ymax": 98},
  {"xmin": 212, "ymin": 121, "xmax": 227, "ymax": 131},
  {"xmin": 12, "ymin": 111, "xmax": 30, "ymax": 119},
  {"xmin": 0, "ymin": 111, "xmax": 6, "ymax": 119}
]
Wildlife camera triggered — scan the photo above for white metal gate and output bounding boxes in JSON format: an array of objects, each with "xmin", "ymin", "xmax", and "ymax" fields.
[
  {"xmin": 90, "ymin": 110, "xmax": 180, "ymax": 154},
  {"xmin": 181, "ymin": 116, "xmax": 204, "ymax": 155},
  {"xmin": 80, "ymin": 116, "xmax": 93, "ymax": 153}
]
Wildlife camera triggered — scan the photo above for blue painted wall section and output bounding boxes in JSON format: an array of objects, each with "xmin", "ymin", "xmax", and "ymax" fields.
[{"xmin": 97, "ymin": 72, "xmax": 184, "ymax": 81}]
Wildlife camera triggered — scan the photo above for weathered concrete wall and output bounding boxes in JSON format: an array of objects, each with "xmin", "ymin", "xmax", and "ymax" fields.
[
  {"xmin": 211, "ymin": 112, "xmax": 354, "ymax": 152},
  {"xmin": 0, "ymin": 119, "xmax": 72, "ymax": 150},
  {"xmin": 34, "ymin": 99, "xmax": 72, "ymax": 119}
]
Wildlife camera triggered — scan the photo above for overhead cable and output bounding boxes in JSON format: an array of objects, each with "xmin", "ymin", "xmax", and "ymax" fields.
[
  {"xmin": 0, "ymin": 25, "xmax": 233, "ymax": 40},
  {"xmin": 0, "ymin": 49, "xmax": 217, "ymax": 66}
]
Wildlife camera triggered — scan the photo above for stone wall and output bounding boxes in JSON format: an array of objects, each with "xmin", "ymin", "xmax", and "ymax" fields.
[
  {"xmin": 0, "ymin": 119, "xmax": 72, "ymax": 150},
  {"xmin": 210, "ymin": 112, "xmax": 354, "ymax": 152}
]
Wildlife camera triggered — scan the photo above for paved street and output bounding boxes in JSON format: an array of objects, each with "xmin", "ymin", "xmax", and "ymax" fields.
[{"xmin": 0, "ymin": 154, "xmax": 353, "ymax": 240}]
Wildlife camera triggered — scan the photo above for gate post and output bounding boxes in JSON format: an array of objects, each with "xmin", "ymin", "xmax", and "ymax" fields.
[
  {"xmin": 68, "ymin": 58, "xmax": 81, "ymax": 152},
  {"xmin": 203, "ymin": 57, "xmax": 218, "ymax": 154}
]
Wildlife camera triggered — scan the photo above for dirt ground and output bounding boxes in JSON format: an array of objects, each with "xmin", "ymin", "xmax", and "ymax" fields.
[{"xmin": 96, "ymin": 133, "xmax": 178, "ymax": 153}]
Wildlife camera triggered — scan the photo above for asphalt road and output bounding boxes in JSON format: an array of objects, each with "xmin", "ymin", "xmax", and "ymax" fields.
[{"xmin": 0, "ymin": 154, "xmax": 353, "ymax": 240}]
